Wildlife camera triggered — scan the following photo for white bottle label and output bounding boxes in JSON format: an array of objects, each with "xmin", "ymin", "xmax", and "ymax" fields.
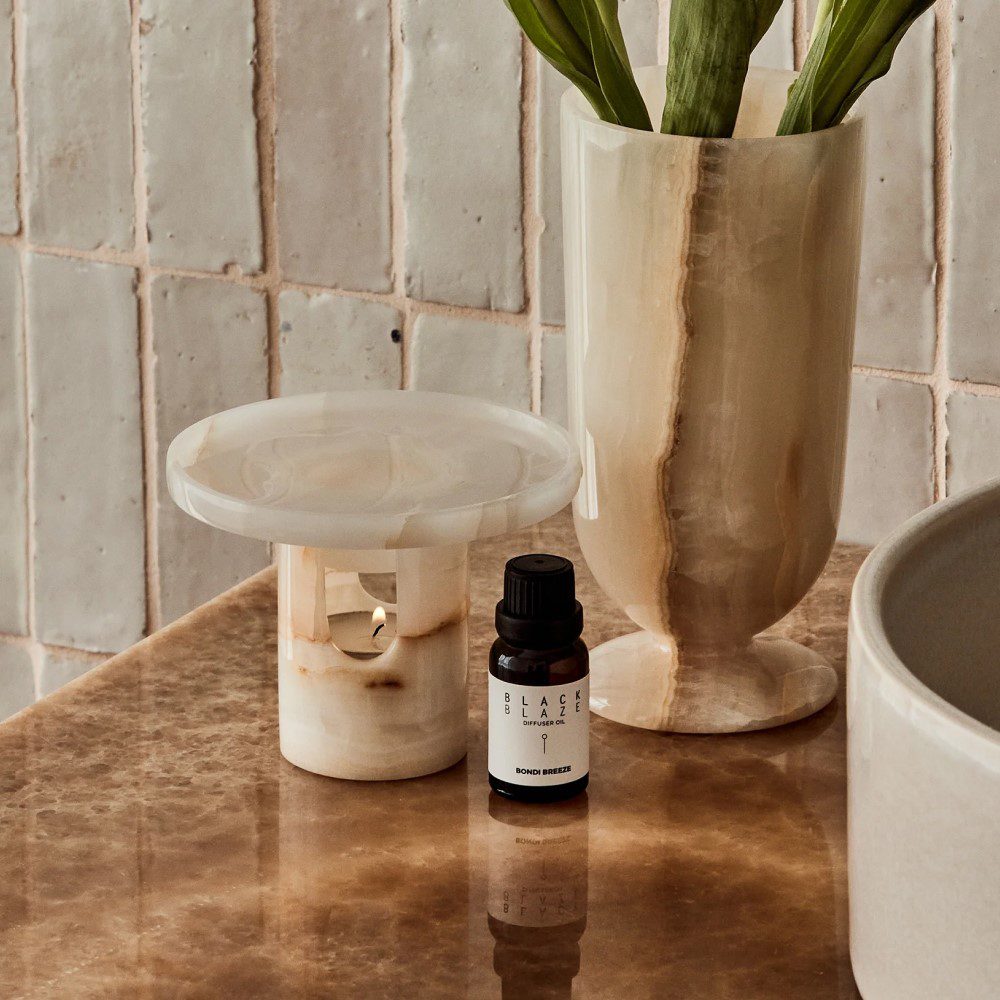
[{"xmin": 488, "ymin": 675, "xmax": 589, "ymax": 786}]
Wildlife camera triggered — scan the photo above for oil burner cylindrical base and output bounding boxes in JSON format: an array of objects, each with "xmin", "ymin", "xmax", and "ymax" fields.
[{"xmin": 277, "ymin": 543, "xmax": 469, "ymax": 780}]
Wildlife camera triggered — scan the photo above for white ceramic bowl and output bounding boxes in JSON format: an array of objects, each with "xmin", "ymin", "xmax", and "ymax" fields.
[{"xmin": 849, "ymin": 478, "xmax": 1000, "ymax": 999}]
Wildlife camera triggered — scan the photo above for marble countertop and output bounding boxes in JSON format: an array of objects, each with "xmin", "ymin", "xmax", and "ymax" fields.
[{"xmin": 0, "ymin": 511, "xmax": 866, "ymax": 999}]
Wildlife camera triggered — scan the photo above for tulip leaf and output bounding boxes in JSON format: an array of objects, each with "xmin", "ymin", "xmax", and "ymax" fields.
[
  {"xmin": 504, "ymin": 0, "xmax": 936, "ymax": 143},
  {"xmin": 778, "ymin": 0, "xmax": 937, "ymax": 135},
  {"xmin": 660, "ymin": 0, "xmax": 784, "ymax": 138},
  {"xmin": 504, "ymin": 0, "xmax": 651, "ymax": 129},
  {"xmin": 778, "ymin": 10, "xmax": 833, "ymax": 135},
  {"xmin": 581, "ymin": 0, "xmax": 652, "ymax": 129},
  {"xmin": 504, "ymin": 0, "xmax": 617, "ymax": 122}
]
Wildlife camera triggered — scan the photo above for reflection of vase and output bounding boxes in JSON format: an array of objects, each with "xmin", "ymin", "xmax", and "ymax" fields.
[
  {"xmin": 580, "ymin": 754, "xmax": 843, "ymax": 997},
  {"xmin": 562, "ymin": 67, "xmax": 865, "ymax": 733}
]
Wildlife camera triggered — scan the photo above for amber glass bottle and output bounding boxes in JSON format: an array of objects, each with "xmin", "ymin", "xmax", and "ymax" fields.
[{"xmin": 488, "ymin": 554, "xmax": 589, "ymax": 803}]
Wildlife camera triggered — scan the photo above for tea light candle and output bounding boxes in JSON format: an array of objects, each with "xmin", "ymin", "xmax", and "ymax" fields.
[
  {"xmin": 327, "ymin": 607, "xmax": 397, "ymax": 659},
  {"xmin": 166, "ymin": 390, "xmax": 580, "ymax": 781}
]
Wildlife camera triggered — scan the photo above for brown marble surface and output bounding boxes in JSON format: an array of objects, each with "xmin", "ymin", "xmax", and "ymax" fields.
[{"xmin": 0, "ymin": 512, "xmax": 866, "ymax": 999}]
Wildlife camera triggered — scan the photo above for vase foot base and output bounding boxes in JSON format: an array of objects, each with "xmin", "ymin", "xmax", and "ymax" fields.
[{"xmin": 588, "ymin": 631, "xmax": 837, "ymax": 734}]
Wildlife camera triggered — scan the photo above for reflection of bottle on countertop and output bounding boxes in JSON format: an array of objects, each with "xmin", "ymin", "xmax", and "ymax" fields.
[
  {"xmin": 487, "ymin": 792, "xmax": 589, "ymax": 1000},
  {"xmin": 489, "ymin": 554, "xmax": 589, "ymax": 804}
]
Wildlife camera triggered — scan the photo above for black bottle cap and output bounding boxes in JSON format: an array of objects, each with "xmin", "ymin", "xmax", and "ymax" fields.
[{"xmin": 495, "ymin": 554, "xmax": 583, "ymax": 649}]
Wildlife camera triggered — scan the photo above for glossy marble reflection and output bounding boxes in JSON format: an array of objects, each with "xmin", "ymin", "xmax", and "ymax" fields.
[{"xmin": 0, "ymin": 513, "xmax": 865, "ymax": 998}]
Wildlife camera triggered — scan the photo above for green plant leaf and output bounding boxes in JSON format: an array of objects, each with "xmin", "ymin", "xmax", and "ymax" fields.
[
  {"xmin": 504, "ymin": 0, "xmax": 617, "ymax": 122},
  {"xmin": 777, "ymin": 10, "xmax": 834, "ymax": 135},
  {"xmin": 589, "ymin": 0, "xmax": 635, "ymax": 66},
  {"xmin": 504, "ymin": 0, "xmax": 652, "ymax": 130},
  {"xmin": 581, "ymin": 0, "xmax": 652, "ymax": 130},
  {"xmin": 660, "ymin": 0, "xmax": 784, "ymax": 138},
  {"xmin": 778, "ymin": 0, "xmax": 937, "ymax": 135}
]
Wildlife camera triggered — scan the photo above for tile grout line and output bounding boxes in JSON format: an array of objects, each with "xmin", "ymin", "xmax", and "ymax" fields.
[
  {"xmin": 130, "ymin": 0, "xmax": 160, "ymax": 635},
  {"xmin": 9, "ymin": 0, "xmax": 39, "ymax": 693},
  {"xmin": 520, "ymin": 39, "xmax": 542, "ymax": 414},
  {"xmin": 656, "ymin": 0, "xmax": 670, "ymax": 64},
  {"xmin": 792, "ymin": 0, "xmax": 808, "ymax": 70},
  {"xmin": 0, "ymin": 632, "xmax": 110, "ymax": 662},
  {"xmin": 388, "ymin": 0, "xmax": 411, "ymax": 388},
  {"xmin": 0, "ymin": 232, "xmax": 540, "ymax": 327},
  {"xmin": 253, "ymin": 0, "xmax": 282, "ymax": 399},
  {"xmin": 931, "ymin": 2, "xmax": 953, "ymax": 501}
]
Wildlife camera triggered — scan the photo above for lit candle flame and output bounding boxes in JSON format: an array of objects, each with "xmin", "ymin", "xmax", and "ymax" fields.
[{"xmin": 371, "ymin": 606, "xmax": 386, "ymax": 638}]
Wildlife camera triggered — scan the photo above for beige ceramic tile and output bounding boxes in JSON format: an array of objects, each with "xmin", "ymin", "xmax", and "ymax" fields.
[
  {"xmin": 0, "ymin": 0, "xmax": 18, "ymax": 234},
  {"xmin": 839, "ymin": 375, "xmax": 934, "ymax": 545},
  {"xmin": 278, "ymin": 290, "xmax": 402, "ymax": 395},
  {"xmin": 38, "ymin": 646, "xmax": 102, "ymax": 698},
  {"xmin": 0, "ymin": 246, "xmax": 26, "ymax": 634},
  {"xmin": 275, "ymin": 0, "xmax": 392, "ymax": 291},
  {"xmin": 946, "ymin": 391, "xmax": 1000, "ymax": 496},
  {"xmin": 27, "ymin": 254, "xmax": 145, "ymax": 652},
  {"xmin": 0, "ymin": 644, "xmax": 34, "ymax": 720},
  {"xmin": 402, "ymin": 0, "xmax": 524, "ymax": 311},
  {"xmin": 948, "ymin": 0, "xmax": 1000, "ymax": 383},
  {"xmin": 151, "ymin": 275, "xmax": 270, "ymax": 624},
  {"xmin": 410, "ymin": 313, "xmax": 530, "ymax": 411},
  {"xmin": 141, "ymin": 0, "xmax": 262, "ymax": 271},
  {"xmin": 23, "ymin": 0, "xmax": 133, "ymax": 249}
]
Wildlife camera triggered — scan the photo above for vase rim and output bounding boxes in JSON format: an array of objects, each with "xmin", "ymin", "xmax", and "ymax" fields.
[{"xmin": 562, "ymin": 64, "xmax": 864, "ymax": 146}]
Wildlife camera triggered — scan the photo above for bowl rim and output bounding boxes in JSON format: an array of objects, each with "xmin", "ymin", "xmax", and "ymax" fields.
[{"xmin": 850, "ymin": 476, "xmax": 1000, "ymax": 756}]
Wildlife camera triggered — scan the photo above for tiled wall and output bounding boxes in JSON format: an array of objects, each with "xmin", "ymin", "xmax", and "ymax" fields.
[{"xmin": 0, "ymin": 0, "xmax": 997, "ymax": 716}]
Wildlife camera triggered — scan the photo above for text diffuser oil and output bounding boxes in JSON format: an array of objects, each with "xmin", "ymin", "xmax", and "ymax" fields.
[{"xmin": 488, "ymin": 555, "xmax": 589, "ymax": 803}]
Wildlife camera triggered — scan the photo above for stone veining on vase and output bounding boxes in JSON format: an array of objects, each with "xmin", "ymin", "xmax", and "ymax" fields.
[{"xmin": 564, "ymin": 68, "xmax": 865, "ymax": 733}]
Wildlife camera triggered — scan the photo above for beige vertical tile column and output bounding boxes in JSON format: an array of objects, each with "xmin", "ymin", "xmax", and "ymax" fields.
[
  {"xmin": 151, "ymin": 275, "xmax": 270, "ymax": 624},
  {"xmin": 277, "ymin": 290, "xmax": 402, "ymax": 395},
  {"xmin": 402, "ymin": 0, "xmax": 524, "ymax": 311},
  {"xmin": 410, "ymin": 313, "xmax": 531, "ymax": 410},
  {"xmin": 140, "ymin": 0, "xmax": 262, "ymax": 272},
  {"xmin": 853, "ymin": 17, "xmax": 936, "ymax": 372},
  {"xmin": 800, "ymin": 0, "xmax": 936, "ymax": 372},
  {"xmin": 945, "ymin": 393, "xmax": 1000, "ymax": 495},
  {"xmin": 0, "ymin": 0, "xmax": 18, "ymax": 234},
  {"xmin": 0, "ymin": 645, "xmax": 33, "ymax": 719},
  {"xmin": 37, "ymin": 647, "xmax": 102, "ymax": 698},
  {"xmin": 751, "ymin": 0, "xmax": 795, "ymax": 70},
  {"xmin": 0, "ymin": 245, "xmax": 26, "ymax": 635},
  {"xmin": 840, "ymin": 375, "xmax": 935, "ymax": 544},
  {"xmin": 26, "ymin": 254, "xmax": 145, "ymax": 652},
  {"xmin": 22, "ymin": 0, "xmax": 134, "ymax": 249},
  {"xmin": 535, "ymin": 0, "xmax": 660, "ymax": 327},
  {"xmin": 948, "ymin": 0, "xmax": 1000, "ymax": 383},
  {"xmin": 540, "ymin": 331, "xmax": 568, "ymax": 426},
  {"xmin": 274, "ymin": 0, "xmax": 392, "ymax": 291}
]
